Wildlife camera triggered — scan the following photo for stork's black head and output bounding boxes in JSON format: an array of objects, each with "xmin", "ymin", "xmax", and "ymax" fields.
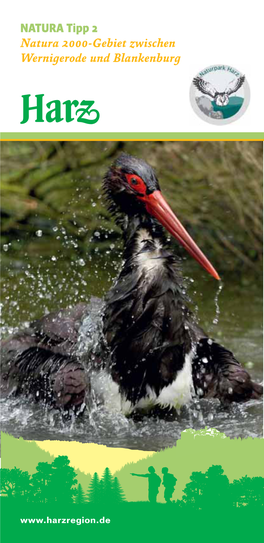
[
  {"xmin": 103, "ymin": 154, "xmax": 220, "ymax": 280},
  {"xmin": 103, "ymin": 153, "xmax": 160, "ymax": 216}
]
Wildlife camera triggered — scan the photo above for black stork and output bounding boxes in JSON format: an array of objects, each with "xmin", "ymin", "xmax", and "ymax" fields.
[{"xmin": 1, "ymin": 154, "xmax": 262, "ymax": 415}]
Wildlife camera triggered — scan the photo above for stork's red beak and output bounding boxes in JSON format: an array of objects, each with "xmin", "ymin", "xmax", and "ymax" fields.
[{"xmin": 141, "ymin": 190, "xmax": 220, "ymax": 281}]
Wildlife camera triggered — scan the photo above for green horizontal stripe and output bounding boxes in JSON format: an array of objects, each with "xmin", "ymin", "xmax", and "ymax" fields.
[{"xmin": 1, "ymin": 132, "xmax": 264, "ymax": 140}]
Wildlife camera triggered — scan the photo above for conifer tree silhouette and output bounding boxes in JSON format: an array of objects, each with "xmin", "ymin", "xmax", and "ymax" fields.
[
  {"xmin": 101, "ymin": 467, "xmax": 115, "ymax": 503},
  {"xmin": 87, "ymin": 472, "xmax": 101, "ymax": 503},
  {"xmin": 75, "ymin": 483, "xmax": 86, "ymax": 504},
  {"xmin": 112, "ymin": 477, "xmax": 126, "ymax": 503},
  {"xmin": 100, "ymin": 479, "xmax": 104, "ymax": 495},
  {"xmin": 87, "ymin": 469, "xmax": 126, "ymax": 503}
]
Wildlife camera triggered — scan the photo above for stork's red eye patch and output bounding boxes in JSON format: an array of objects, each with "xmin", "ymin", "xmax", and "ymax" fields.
[{"xmin": 126, "ymin": 174, "xmax": 147, "ymax": 195}]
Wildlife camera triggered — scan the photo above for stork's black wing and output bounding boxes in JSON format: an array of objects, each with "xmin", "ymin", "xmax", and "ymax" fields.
[
  {"xmin": 192, "ymin": 337, "xmax": 263, "ymax": 404},
  {"xmin": 0, "ymin": 303, "xmax": 90, "ymax": 412}
]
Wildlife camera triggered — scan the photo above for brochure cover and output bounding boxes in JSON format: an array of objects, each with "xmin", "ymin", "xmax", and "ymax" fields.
[{"xmin": 0, "ymin": 1, "xmax": 263, "ymax": 541}]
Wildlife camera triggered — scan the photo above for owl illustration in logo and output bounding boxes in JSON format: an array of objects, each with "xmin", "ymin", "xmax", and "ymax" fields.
[{"xmin": 193, "ymin": 75, "xmax": 245, "ymax": 106}]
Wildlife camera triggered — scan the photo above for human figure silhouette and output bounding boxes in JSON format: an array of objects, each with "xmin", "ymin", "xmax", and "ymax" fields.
[
  {"xmin": 131, "ymin": 466, "xmax": 161, "ymax": 503},
  {"xmin": 162, "ymin": 467, "xmax": 177, "ymax": 503}
]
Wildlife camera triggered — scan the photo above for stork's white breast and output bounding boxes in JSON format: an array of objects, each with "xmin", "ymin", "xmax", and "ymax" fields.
[{"xmin": 90, "ymin": 352, "xmax": 194, "ymax": 416}]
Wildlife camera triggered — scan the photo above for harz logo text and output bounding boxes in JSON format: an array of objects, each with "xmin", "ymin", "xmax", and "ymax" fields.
[{"xmin": 21, "ymin": 94, "xmax": 100, "ymax": 124}]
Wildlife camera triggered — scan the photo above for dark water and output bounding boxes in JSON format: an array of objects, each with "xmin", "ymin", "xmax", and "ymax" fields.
[{"xmin": 0, "ymin": 246, "xmax": 263, "ymax": 451}]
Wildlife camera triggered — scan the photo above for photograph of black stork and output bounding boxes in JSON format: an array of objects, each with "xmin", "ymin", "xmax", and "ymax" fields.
[{"xmin": 1, "ymin": 153, "xmax": 262, "ymax": 418}]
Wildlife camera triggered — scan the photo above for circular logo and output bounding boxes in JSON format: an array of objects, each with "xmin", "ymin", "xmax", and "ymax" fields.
[{"xmin": 190, "ymin": 64, "xmax": 250, "ymax": 125}]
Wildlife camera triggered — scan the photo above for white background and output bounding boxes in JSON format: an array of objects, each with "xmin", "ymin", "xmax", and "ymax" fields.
[{"xmin": 0, "ymin": 0, "xmax": 263, "ymax": 133}]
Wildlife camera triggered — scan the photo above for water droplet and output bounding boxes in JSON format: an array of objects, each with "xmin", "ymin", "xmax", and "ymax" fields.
[
  {"xmin": 245, "ymin": 361, "xmax": 254, "ymax": 369},
  {"xmin": 198, "ymin": 412, "xmax": 204, "ymax": 423},
  {"xmin": 35, "ymin": 230, "xmax": 43, "ymax": 237}
]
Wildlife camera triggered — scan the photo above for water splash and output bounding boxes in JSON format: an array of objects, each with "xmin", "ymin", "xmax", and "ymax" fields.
[
  {"xmin": 1, "ymin": 234, "xmax": 262, "ymax": 448},
  {"xmin": 211, "ymin": 281, "xmax": 223, "ymax": 329}
]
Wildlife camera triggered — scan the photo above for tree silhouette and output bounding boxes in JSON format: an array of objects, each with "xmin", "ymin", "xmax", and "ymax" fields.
[
  {"xmin": 47, "ymin": 456, "xmax": 78, "ymax": 504},
  {"xmin": 181, "ymin": 466, "xmax": 230, "ymax": 509},
  {"xmin": 87, "ymin": 472, "xmax": 101, "ymax": 503},
  {"xmin": 30, "ymin": 462, "xmax": 53, "ymax": 503},
  {"xmin": 14, "ymin": 470, "xmax": 31, "ymax": 501},
  {"xmin": 1, "ymin": 468, "xmax": 25, "ymax": 499},
  {"xmin": 182, "ymin": 471, "xmax": 207, "ymax": 508},
  {"xmin": 100, "ymin": 467, "xmax": 115, "ymax": 503},
  {"xmin": 247, "ymin": 477, "xmax": 264, "ymax": 507},
  {"xmin": 75, "ymin": 483, "xmax": 86, "ymax": 504},
  {"xmin": 231, "ymin": 476, "xmax": 264, "ymax": 508},
  {"xmin": 202, "ymin": 465, "xmax": 230, "ymax": 508},
  {"xmin": 1, "ymin": 459, "xmax": 264, "ymax": 508},
  {"xmin": 112, "ymin": 477, "xmax": 126, "ymax": 503},
  {"xmin": 86, "ymin": 468, "xmax": 126, "ymax": 504}
]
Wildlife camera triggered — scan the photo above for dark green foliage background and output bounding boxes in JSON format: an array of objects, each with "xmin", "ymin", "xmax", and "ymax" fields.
[{"xmin": 1, "ymin": 141, "xmax": 262, "ymax": 276}]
